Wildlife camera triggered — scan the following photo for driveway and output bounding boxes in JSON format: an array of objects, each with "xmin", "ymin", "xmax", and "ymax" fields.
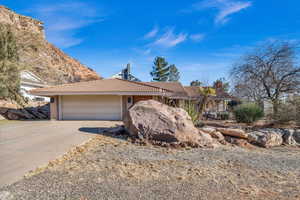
[{"xmin": 0, "ymin": 120, "xmax": 121, "ymax": 187}]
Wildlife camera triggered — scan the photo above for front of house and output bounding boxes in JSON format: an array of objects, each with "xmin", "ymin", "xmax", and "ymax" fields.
[
  {"xmin": 30, "ymin": 78, "xmax": 233, "ymax": 121},
  {"xmin": 30, "ymin": 79, "xmax": 184, "ymax": 121}
]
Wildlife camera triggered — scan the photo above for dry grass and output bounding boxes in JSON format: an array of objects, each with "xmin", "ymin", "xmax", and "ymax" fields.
[{"xmin": 2, "ymin": 134, "xmax": 300, "ymax": 200}]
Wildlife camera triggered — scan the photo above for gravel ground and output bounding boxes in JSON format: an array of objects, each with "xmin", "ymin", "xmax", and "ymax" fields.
[{"xmin": 1, "ymin": 133, "xmax": 300, "ymax": 200}]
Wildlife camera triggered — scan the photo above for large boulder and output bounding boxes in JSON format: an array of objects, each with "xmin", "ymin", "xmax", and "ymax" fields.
[
  {"xmin": 124, "ymin": 100, "xmax": 214, "ymax": 147},
  {"xmin": 199, "ymin": 127, "xmax": 226, "ymax": 144},
  {"xmin": 282, "ymin": 129, "xmax": 300, "ymax": 146},
  {"xmin": 25, "ymin": 107, "xmax": 48, "ymax": 119},
  {"xmin": 0, "ymin": 107, "xmax": 8, "ymax": 115},
  {"xmin": 248, "ymin": 131, "xmax": 283, "ymax": 148},
  {"xmin": 217, "ymin": 128, "xmax": 248, "ymax": 139},
  {"xmin": 0, "ymin": 114, "xmax": 6, "ymax": 120},
  {"xmin": 6, "ymin": 109, "xmax": 36, "ymax": 120},
  {"xmin": 37, "ymin": 103, "xmax": 50, "ymax": 117}
]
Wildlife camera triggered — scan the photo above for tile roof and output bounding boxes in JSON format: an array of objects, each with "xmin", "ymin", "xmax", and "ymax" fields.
[
  {"xmin": 144, "ymin": 82, "xmax": 188, "ymax": 99},
  {"xmin": 184, "ymin": 86, "xmax": 203, "ymax": 99},
  {"xmin": 30, "ymin": 78, "xmax": 173, "ymax": 96}
]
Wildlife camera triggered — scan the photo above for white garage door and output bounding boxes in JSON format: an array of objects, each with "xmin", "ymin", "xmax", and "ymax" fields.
[{"xmin": 61, "ymin": 95, "xmax": 122, "ymax": 120}]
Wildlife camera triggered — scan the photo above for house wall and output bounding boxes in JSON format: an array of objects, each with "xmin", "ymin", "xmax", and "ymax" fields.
[
  {"xmin": 50, "ymin": 96, "xmax": 58, "ymax": 120},
  {"xmin": 20, "ymin": 83, "xmax": 50, "ymax": 102},
  {"xmin": 122, "ymin": 96, "xmax": 128, "ymax": 120}
]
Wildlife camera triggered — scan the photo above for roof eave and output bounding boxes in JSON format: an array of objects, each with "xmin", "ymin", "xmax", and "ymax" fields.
[{"xmin": 29, "ymin": 91, "xmax": 167, "ymax": 97}]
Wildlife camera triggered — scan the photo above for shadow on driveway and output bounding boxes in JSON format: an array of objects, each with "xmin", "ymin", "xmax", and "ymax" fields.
[{"xmin": 78, "ymin": 126, "xmax": 129, "ymax": 141}]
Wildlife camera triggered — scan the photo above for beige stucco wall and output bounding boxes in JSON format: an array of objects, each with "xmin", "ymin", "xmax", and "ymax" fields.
[{"xmin": 50, "ymin": 96, "xmax": 58, "ymax": 120}]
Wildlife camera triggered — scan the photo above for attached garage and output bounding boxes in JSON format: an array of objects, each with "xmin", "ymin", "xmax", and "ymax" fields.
[
  {"xmin": 60, "ymin": 95, "xmax": 122, "ymax": 120},
  {"xmin": 30, "ymin": 79, "xmax": 173, "ymax": 121}
]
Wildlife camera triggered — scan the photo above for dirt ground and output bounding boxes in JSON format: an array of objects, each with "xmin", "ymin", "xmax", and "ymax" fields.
[{"xmin": 1, "ymin": 133, "xmax": 300, "ymax": 200}]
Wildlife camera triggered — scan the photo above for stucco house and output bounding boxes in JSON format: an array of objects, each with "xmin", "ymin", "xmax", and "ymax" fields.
[
  {"xmin": 20, "ymin": 70, "xmax": 49, "ymax": 102},
  {"xmin": 30, "ymin": 78, "xmax": 188, "ymax": 120},
  {"xmin": 30, "ymin": 78, "xmax": 234, "ymax": 121}
]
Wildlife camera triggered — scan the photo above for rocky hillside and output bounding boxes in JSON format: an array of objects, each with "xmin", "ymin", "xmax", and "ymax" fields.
[{"xmin": 0, "ymin": 6, "xmax": 101, "ymax": 85}]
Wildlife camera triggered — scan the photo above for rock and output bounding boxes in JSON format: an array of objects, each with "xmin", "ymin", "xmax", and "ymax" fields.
[
  {"xmin": 282, "ymin": 129, "xmax": 300, "ymax": 145},
  {"xmin": 0, "ymin": 107, "xmax": 8, "ymax": 115},
  {"xmin": 0, "ymin": 6, "xmax": 101, "ymax": 85},
  {"xmin": 199, "ymin": 127, "xmax": 216, "ymax": 134},
  {"xmin": 6, "ymin": 109, "xmax": 35, "ymax": 120},
  {"xmin": 248, "ymin": 131, "xmax": 283, "ymax": 148},
  {"xmin": 0, "ymin": 104, "xmax": 50, "ymax": 120},
  {"xmin": 25, "ymin": 107, "xmax": 48, "ymax": 119},
  {"xmin": 294, "ymin": 130, "xmax": 300, "ymax": 143},
  {"xmin": 217, "ymin": 128, "xmax": 248, "ymax": 139},
  {"xmin": 0, "ymin": 191, "xmax": 14, "ymax": 200},
  {"xmin": 225, "ymin": 136, "xmax": 254, "ymax": 148},
  {"xmin": 38, "ymin": 104, "xmax": 50, "ymax": 117},
  {"xmin": 207, "ymin": 131, "xmax": 226, "ymax": 145},
  {"xmin": 125, "ymin": 100, "xmax": 215, "ymax": 147},
  {"xmin": 259, "ymin": 128, "xmax": 285, "ymax": 136},
  {"xmin": 0, "ymin": 114, "xmax": 6, "ymax": 120}
]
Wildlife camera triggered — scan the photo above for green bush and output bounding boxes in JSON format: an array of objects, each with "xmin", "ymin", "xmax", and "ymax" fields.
[
  {"xmin": 217, "ymin": 112, "xmax": 229, "ymax": 120},
  {"xmin": 273, "ymin": 97, "xmax": 300, "ymax": 125},
  {"xmin": 183, "ymin": 101, "xmax": 201, "ymax": 126},
  {"xmin": 233, "ymin": 103, "xmax": 264, "ymax": 123}
]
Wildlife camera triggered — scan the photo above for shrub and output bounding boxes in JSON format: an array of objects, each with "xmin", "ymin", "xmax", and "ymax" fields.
[
  {"xmin": 233, "ymin": 103, "xmax": 264, "ymax": 123},
  {"xmin": 227, "ymin": 100, "xmax": 241, "ymax": 110},
  {"xmin": 217, "ymin": 112, "xmax": 229, "ymax": 120},
  {"xmin": 273, "ymin": 97, "xmax": 300, "ymax": 125},
  {"xmin": 183, "ymin": 101, "xmax": 201, "ymax": 126}
]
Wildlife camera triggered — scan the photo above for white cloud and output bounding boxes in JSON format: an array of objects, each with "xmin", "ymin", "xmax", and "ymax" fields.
[
  {"xmin": 28, "ymin": 2, "xmax": 104, "ymax": 48},
  {"xmin": 152, "ymin": 28, "xmax": 187, "ymax": 48},
  {"xmin": 193, "ymin": 0, "xmax": 252, "ymax": 25},
  {"xmin": 144, "ymin": 26, "xmax": 159, "ymax": 39},
  {"xmin": 190, "ymin": 33, "xmax": 205, "ymax": 42}
]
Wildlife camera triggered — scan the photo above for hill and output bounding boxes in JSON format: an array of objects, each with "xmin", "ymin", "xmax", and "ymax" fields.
[{"xmin": 0, "ymin": 5, "xmax": 101, "ymax": 85}]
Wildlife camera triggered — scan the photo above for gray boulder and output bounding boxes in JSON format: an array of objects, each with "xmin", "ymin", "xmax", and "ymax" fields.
[
  {"xmin": 6, "ymin": 109, "xmax": 35, "ymax": 120},
  {"xmin": 125, "ymin": 100, "xmax": 215, "ymax": 147},
  {"xmin": 25, "ymin": 107, "xmax": 48, "ymax": 119},
  {"xmin": 217, "ymin": 128, "xmax": 248, "ymax": 139},
  {"xmin": 248, "ymin": 131, "xmax": 283, "ymax": 148},
  {"xmin": 295, "ymin": 130, "xmax": 300, "ymax": 143},
  {"xmin": 0, "ymin": 107, "xmax": 8, "ymax": 115},
  {"xmin": 0, "ymin": 114, "xmax": 5, "ymax": 120},
  {"xmin": 282, "ymin": 129, "xmax": 300, "ymax": 145}
]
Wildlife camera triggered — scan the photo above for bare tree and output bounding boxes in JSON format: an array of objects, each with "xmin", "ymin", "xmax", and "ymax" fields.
[{"xmin": 231, "ymin": 41, "xmax": 300, "ymax": 114}]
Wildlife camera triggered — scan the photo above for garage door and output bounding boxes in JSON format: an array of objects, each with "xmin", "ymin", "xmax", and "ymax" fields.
[{"xmin": 61, "ymin": 95, "xmax": 121, "ymax": 120}]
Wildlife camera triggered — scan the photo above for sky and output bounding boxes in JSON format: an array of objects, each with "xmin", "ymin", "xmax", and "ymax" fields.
[{"xmin": 2, "ymin": 0, "xmax": 300, "ymax": 85}]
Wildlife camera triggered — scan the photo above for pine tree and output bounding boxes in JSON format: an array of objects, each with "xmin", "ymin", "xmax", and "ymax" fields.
[
  {"xmin": 190, "ymin": 80, "xmax": 202, "ymax": 86},
  {"xmin": 0, "ymin": 24, "xmax": 24, "ymax": 105},
  {"xmin": 150, "ymin": 57, "xmax": 170, "ymax": 82},
  {"xmin": 168, "ymin": 64, "xmax": 180, "ymax": 82}
]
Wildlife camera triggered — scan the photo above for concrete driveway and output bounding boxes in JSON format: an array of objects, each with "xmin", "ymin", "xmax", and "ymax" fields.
[{"xmin": 0, "ymin": 120, "xmax": 121, "ymax": 187}]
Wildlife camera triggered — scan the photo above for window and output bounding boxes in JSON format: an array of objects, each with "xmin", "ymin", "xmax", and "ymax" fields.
[{"xmin": 127, "ymin": 97, "xmax": 132, "ymax": 103}]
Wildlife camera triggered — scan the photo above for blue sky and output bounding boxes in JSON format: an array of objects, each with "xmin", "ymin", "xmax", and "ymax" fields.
[{"xmin": 2, "ymin": 0, "xmax": 300, "ymax": 85}]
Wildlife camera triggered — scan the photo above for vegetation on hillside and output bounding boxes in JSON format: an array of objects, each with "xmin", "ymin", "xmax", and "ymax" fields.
[{"xmin": 0, "ymin": 24, "xmax": 25, "ymax": 106}]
